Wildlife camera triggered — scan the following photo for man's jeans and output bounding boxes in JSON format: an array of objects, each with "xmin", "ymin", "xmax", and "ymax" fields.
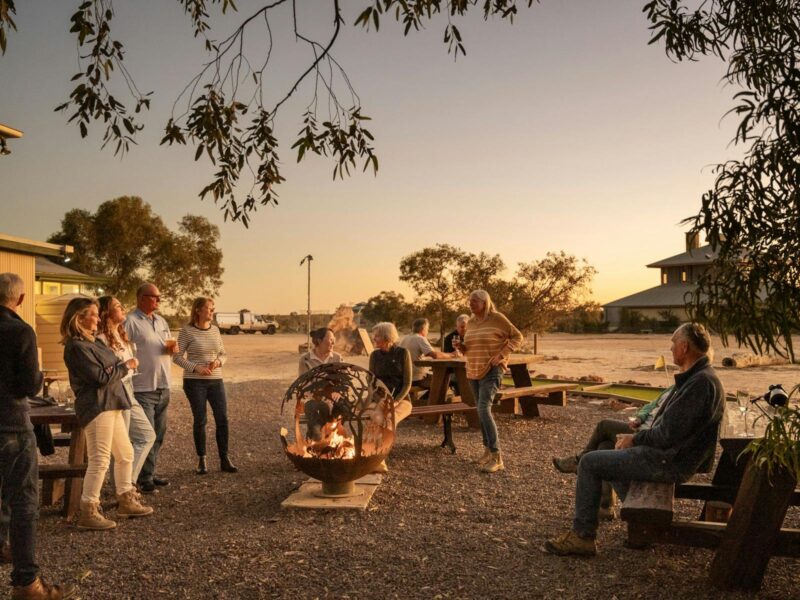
[
  {"xmin": 573, "ymin": 445, "xmax": 680, "ymax": 538},
  {"xmin": 134, "ymin": 388, "xmax": 170, "ymax": 484},
  {"xmin": 183, "ymin": 379, "xmax": 229, "ymax": 458},
  {"xmin": 468, "ymin": 366, "xmax": 503, "ymax": 452},
  {"xmin": 123, "ymin": 399, "xmax": 156, "ymax": 483},
  {"xmin": 0, "ymin": 431, "xmax": 39, "ymax": 586}
]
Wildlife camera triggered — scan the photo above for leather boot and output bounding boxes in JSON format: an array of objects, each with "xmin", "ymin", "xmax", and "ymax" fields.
[
  {"xmin": 116, "ymin": 489, "xmax": 154, "ymax": 519},
  {"xmin": 481, "ymin": 451, "xmax": 505, "ymax": 473},
  {"xmin": 11, "ymin": 577, "xmax": 76, "ymax": 600},
  {"xmin": 474, "ymin": 448, "xmax": 493, "ymax": 466},
  {"xmin": 77, "ymin": 501, "xmax": 116, "ymax": 530},
  {"xmin": 1, "ymin": 540, "xmax": 11, "ymax": 563},
  {"xmin": 196, "ymin": 456, "xmax": 208, "ymax": 475},
  {"xmin": 220, "ymin": 454, "xmax": 238, "ymax": 473}
]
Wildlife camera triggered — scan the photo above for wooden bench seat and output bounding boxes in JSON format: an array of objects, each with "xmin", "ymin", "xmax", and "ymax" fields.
[
  {"xmin": 493, "ymin": 383, "xmax": 577, "ymax": 417},
  {"xmin": 409, "ymin": 402, "xmax": 477, "ymax": 454},
  {"xmin": 39, "ymin": 463, "xmax": 88, "ymax": 479}
]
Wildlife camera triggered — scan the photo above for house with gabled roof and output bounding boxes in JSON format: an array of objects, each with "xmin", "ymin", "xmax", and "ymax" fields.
[{"xmin": 603, "ymin": 233, "xmax": 717, "ymax": 330}]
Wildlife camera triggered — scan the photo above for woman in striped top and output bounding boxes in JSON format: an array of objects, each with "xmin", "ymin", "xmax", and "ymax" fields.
[
  {"xmin": 459, "ymin": 289, "xmax": 523, "ymax": 473},
  {"xmin": 173, "ymin": 297, "xmax": 237, "ymax": 475}
]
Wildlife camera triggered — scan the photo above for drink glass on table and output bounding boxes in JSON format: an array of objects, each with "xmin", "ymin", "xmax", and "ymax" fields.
[{"xmin": 736, "ymin": 390, "xmax": 751, "ymax": 436}]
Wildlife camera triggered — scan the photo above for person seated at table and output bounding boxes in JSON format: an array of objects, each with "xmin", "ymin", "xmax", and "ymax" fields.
[
  {"xmin": 368, "ymin": 322, "xmax": 414, "ymax": 475},
  {"xmin": 442, "ymin": 314, "xmax": 470, "ymax": 396},
  {"xmin": 398, "ymin": 318, "xmax": 458, "ymax": 390},
  {"xmin": 61, "ymin": 297, "xmax": 154, "ymax": 531},
  {"xmin": 551, "ymin": 385, "xmax": 674, "ymax": 518},
  {"xmin": 543, "ymin": 323, "xmax": 724, "ymax": 556},
  {"xmin": 298, "ymin": 327, "xmax": 342, "ymax": 375}
]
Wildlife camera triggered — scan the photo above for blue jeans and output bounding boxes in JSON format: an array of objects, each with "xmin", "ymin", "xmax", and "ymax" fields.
[
  {"xmin": 183, "ymin": 379, "xmax": 229, "ymax": 458},
  {"xmin": 134, "ymin": 388, "xmax": 170, "ymax": 485},
  {"xmin": 573, "ymin": 445, "xmax": 680, "ymax": 538},
  {"xmin": 123, "ymin": 399, "xmax": 156, "ymax": 483},
  {"xmin": 469, "ymin": 366, "xmax": 503, "ymax": 453},
  {"xmin": 0, "ymin": 431, "xmax": 39, "ymax": 586}
]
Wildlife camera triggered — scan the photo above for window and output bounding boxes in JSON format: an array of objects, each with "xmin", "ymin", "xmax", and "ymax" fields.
[
  {"xmin": 34, "ymin": 281, "xmax": 42, "ymax": 295},
  {"xmin": 681, "ymin": 270, "xmax": 687, "ymax": 283},
  {"xmin": 61, "ymin": 284, "xmax": 80, "ymax": 294},
  {"xmin": 661, "ymin": 272, "xmax": 668, "ymax": 285},
  {"xmin": 42, "ymin": 282, "xmax": 60, "ymax": 295}
]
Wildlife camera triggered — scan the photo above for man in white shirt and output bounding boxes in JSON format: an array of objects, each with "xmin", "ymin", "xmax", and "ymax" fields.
[{"xmin": 398, "ymin": 318, "xmax": 456, "ymax": 387}]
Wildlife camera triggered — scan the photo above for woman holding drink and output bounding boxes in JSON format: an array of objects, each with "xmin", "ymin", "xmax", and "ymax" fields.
[
  {"xmin": 97, "ymin": 296, "xmax": 156, "ymax": 484},
  {"xmin": 456, "ymin": 290, "xmax": 523, "ymax": 473},
  {"xmin": 173, "ymin": 297, "xmax": 237, "ymax": 475},
  {"xmin": 61, "ymin": 297, "xmax": 154, "ymax": 530}
]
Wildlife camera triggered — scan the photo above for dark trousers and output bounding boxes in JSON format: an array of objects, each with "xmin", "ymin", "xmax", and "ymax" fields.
[
  {"xmin": 134, "ymin": 388, "xmax": 170, "ymax": 485},
  {"xmin": 581, "ymin": 419, "xmax": 631, "ymax": 456},
  {"xmin": 0, "ymin": 431, "xmax": 39, "ymax": 586},
  {"xmin": 183, "ymin": 379, "xmax": 229, "ymax": 458}
]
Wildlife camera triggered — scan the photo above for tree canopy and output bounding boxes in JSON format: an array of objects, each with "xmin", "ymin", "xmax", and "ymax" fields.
[
  {"xmin": 48, "ymin": 196, "xmax": 224, "ymax": 309},
  {"xmin": 644, "ymin": 0, "xmax": 800, "ymax": 360}
]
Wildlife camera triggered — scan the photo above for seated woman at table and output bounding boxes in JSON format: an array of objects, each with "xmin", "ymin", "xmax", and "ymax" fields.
[
  {"xmin": 458, "ymin": 289, "xmax": 523, "ymax": 474},
  {"xmin": 61, "ymin": 297, "xmax": 154, "ymax": 531},
  {"xmin": 298, "ymin": 327, "xmax": 342, "ymax": 375},
  {"xmin": 97, "ymin": 295, "xmax": 156, "ymax": 485},
  {"xmin": 369, "ymin": 322, "xmax": 413, "ymax": 423},
  {"xmin": 173, "ymin": 297, "xmax": 237, "ymax": 475}
]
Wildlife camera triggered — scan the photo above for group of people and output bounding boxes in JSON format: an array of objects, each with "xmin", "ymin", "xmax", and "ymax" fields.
[
  {"xmin": 1, "ymin": 268, "xmax": 728, "ymax": 598},
  {"xmin": 0, "ymin": 275, "xmax": 237, "ymax": 599}
]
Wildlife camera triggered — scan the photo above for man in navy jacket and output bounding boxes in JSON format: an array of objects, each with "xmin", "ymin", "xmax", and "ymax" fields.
[
  {"xmin": 545, "ymin": 322, "xmax": 724, "ymax": 556},
  {"xmin": 0, "ymin": 273, "xmax": 73, "ymax": 599}
]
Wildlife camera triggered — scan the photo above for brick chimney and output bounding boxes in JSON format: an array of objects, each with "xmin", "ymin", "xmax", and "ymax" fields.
[{"xmin": 685, "ymin": 231, "xmax": 700, "ymax": 251}]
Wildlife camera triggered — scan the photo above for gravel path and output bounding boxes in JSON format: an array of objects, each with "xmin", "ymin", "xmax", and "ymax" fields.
[{"xmin": 27, "ymin": 380, "xmax": 799, "ymax": 599}]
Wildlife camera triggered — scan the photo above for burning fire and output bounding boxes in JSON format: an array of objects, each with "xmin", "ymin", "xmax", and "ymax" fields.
[{"xmin": 304, "ymin": 418, "xmax": 355, "ymax": 460}]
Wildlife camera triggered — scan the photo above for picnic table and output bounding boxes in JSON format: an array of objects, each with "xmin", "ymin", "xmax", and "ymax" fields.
[{"xmin": 29, "ymin": 404, "xmax": 86, "ymax": 519}]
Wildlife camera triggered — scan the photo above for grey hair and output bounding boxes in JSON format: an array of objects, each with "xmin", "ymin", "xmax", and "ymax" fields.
[
  {"xmin": 456, "ymin": 314, "xmax": 470, "ymax": 326},
  {"xmin": 0, "ymin": 273, "xmax": 24, "ymax": 306},
  {"xmin": 411, "ymin": 318, "xmax": 429, "ymax": 334},
  {"xmin": 136, "ymin": 282, "xmax": 156, "ymax": 298},
  {"xmin": 675, "ymin": 322, "xmax": 711, "ymax": 355},
  {"xmin": 372, "ymin": 322, "xmax": 399, "ymax": 344},
  {"xmin": 469, "ymin": 289, "xmax": 496, "ymax": 316}
]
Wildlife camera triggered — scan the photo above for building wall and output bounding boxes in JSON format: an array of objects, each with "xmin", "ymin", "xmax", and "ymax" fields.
[
  {"xmin": 0, "ymin": 250, "xmax": 36, "ymax": 328},
  {"xmin": 605, "ymin": 305, "xmax": 690, "ymax": 329}
]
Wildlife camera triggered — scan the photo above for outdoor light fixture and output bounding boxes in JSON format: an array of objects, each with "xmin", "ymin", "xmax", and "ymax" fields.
[{"xmin": 60, "ymin": 245, "xmax": 71, "ymax": 263}]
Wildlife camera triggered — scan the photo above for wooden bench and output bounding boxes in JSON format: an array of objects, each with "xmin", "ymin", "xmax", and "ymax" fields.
[
  {"xmin": 493, "ymin": 383, "xmax": 577, "ymax": 418},
  {"xmin": 409, "ymin": 402, "xmax": 477, "ymax": 454}
]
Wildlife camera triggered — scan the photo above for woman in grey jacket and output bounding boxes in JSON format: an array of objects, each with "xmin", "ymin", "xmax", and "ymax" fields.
[{"xmin": 61, "ymin": 297, "xmax": 153, "ymax": 531}]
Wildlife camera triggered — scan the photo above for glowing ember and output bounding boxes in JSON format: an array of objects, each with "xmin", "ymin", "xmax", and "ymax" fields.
[{"xmin": 304, "ymin": 418, "xmax": 356, "ymax": 459}]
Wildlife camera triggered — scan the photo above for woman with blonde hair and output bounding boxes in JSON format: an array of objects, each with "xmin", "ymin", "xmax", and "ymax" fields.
[
  {"xmin": 61, "ymin": 297, "xmax": 153, "ymax": 530},
  {"xmin": 97, "ymin": 296, "xmax": 156, "ymax": 484},
  {"xmin": 458, "ymin": 290, "xmax": 523, "ymax": 473},
  {"xmin": 173, "ymin": 297, "xmax": 236, "ymax": 475}
]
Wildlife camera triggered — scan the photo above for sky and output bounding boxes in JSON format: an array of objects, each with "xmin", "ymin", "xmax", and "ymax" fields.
[{"xmin": 0, "ymin": 1, "xmax": 740, "ymax": 314}]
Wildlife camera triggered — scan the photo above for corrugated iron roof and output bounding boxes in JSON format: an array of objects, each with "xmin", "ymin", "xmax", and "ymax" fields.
[
  {"xmin": 646, "ymin": 244, "xmax": 717, "ymax": 268},
  {"xmin": 35, "ymin": 257, "xmax": 110, "ymax": 284},
  {"xmin": 603, "ymin": 284, "xmax": 697, "ymax": 308}
]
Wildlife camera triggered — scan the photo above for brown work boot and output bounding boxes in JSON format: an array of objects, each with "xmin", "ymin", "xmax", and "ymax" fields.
[
  {"xmin": 77, "ymin": 500, "xmax": 116, "ymax": 530},
  {"xmin": 552, "ymin": 454, "xmax": 579, "ymax": 474},
  {"xmin": 481, "ymin": 451, "xmax": 504, "ymax": 473},
  {"xmin": 474, "ymin": 447, "xmax": 493, "ymax": 466},
  {"xmin": 116, "ymin": 489, "xmax": 154, "ymax": 518},
  {"xmin": 372, "ymin": 460, "xmax": 389, "ymax": 474},
  {"xmin": 543, "ymin": 530, "xmax": 597, "ymax": 557},
  {"xmin": 11, "ymin": 576, "xmax": 76, "ymax": 599}
]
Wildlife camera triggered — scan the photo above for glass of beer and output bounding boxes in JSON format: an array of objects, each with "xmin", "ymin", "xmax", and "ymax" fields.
[{"xmin": 164, "ymin": 333, "xmax": 178, "ymax": 354}]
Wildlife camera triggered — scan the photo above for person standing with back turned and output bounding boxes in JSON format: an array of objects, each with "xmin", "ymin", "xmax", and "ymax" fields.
[
  {"xmin": 124, "ymin": 283, "xmax": 175, "ymax": 493},
  {"xmin": 0, "ymin": 273, "xmax": 74, "ymax": 599}
]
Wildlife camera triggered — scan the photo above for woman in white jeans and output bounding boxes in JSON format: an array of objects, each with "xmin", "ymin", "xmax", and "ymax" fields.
[
  {"xmin": 97, "ymin": 296, "xmax": 156, "ymax": 484},
  {"xmin": 61, "ymin": 297, "xmax": 153, "ymax": 530}
]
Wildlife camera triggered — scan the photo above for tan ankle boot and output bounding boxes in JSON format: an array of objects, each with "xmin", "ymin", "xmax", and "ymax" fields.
[
  {"xmin": 11, "ymin": 576, "xmax": 76, "ymax": 599},
  {"xmin": 474, "ymin": 448, "xmax": 493, "ymax": 465},
  {"xmin": 481, "ymin": 451, "xmax": 504, "ymax": 473},
  {"xmin": 77, "ymin": 501, "xmax": 116, "ymax": 530},
  {"xmin": 116, "ymin": 489, "xmax": 154, "ymax": 518}
]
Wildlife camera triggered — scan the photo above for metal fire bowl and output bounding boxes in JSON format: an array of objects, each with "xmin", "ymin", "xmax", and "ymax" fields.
[{"xmin": 282, "ymin": 448, "xmax": 391, "ymax": 484}]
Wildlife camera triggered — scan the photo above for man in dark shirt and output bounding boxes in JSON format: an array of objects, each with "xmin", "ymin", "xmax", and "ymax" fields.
[
  {"xmin": 0, "ymin": 273, "xmax": 73, "ymax": 598},
  {"xmin": 544, "ymin": 323, "xmax": 724, "ymax": 556}
]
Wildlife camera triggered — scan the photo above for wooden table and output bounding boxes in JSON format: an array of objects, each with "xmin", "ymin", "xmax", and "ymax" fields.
[{"xmin": 29, "ymin": 405, "xmax": 86, "ymax": 519}]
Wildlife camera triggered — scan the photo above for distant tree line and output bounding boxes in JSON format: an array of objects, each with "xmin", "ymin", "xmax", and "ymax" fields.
[{"xmin": 361, "ymin": 244, "xmax": 599, "ymax": 336}]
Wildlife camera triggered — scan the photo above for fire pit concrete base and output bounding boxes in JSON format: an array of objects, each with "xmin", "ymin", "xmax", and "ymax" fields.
[{"xmin": 281, "ymin": 475, "xmax": 382, "ymax": 510}]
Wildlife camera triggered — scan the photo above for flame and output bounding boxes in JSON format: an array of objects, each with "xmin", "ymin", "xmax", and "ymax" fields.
[{"xmin": 304, "ymin": 418, "xmax": 355, "ymax": 459}]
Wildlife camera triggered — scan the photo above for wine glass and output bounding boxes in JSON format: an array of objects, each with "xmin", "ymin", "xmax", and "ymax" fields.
[
  {"xmin": 736, "ymin": 390, "xmax": 751, "ymax": 437},
  {"xmin": 130, "ymin": 343, "xmax": 141, "ymax": 376}
]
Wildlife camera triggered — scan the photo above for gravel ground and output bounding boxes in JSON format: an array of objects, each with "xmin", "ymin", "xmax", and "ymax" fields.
[{"xmin": 22, "ymin": 379, "xmax": 800, "ymax": 599}]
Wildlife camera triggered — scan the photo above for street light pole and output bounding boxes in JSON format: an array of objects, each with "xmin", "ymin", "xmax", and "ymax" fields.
[{"xmin": 300, "ymin": 254, "xmax": 313, "ymax": 350}]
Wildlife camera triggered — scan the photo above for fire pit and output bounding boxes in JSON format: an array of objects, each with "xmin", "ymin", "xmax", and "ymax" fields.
[{"xmin": 280, "ymin": 363, "xmax": 396, "ymax": 498}]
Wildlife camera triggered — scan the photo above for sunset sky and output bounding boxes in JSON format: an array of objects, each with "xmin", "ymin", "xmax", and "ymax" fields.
[{"xmin": 1, "ymin": 1, "xmax": 740, "ymax": 314}]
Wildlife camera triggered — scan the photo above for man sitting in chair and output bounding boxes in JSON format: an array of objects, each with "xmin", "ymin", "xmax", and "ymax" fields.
[
  {"xmin": 398, "ymin": 318, "xmax": 458, "ymax": 391},
  {"xmin": 544, "ymin": 323, "xmax": 724, "ymax": 556}
]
